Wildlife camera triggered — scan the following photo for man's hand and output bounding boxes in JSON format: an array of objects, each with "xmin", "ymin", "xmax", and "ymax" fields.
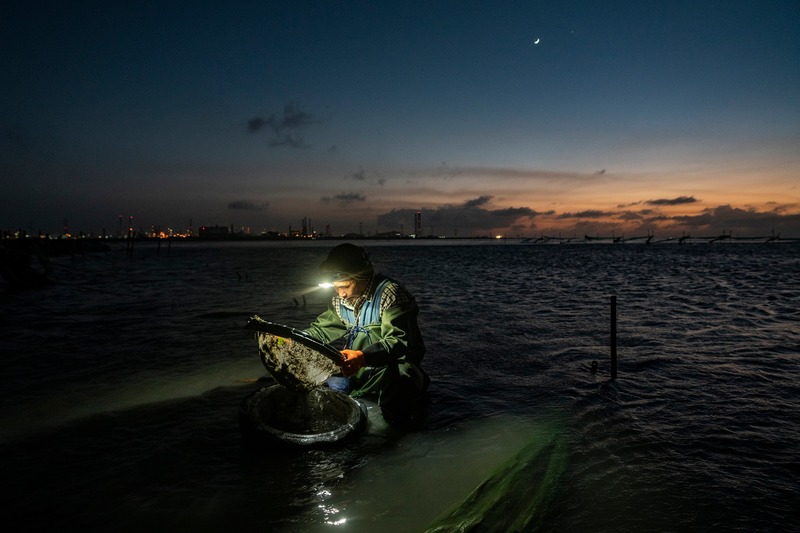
[{"xmin": 339, "ymin": 349, "xmax": 365, "ymax": 377}]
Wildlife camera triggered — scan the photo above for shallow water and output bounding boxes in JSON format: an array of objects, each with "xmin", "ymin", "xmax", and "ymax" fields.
[{"xmin": 1, "ymin": 240, "xmax": 798, "ymax": 531}]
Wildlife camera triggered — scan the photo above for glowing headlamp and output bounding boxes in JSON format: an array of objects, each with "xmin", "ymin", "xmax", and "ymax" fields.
[{"xmin": 318, "ymin": 271, "xmax": 351, "ymax": 289}]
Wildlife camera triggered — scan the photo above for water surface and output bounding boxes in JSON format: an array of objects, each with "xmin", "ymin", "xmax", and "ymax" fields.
[{"xmin": 1, "ymin": 240, "xmax": 798, "ymax": 531}]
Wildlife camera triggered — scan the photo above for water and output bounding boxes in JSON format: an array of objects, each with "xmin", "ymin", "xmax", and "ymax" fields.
[{"xmin": 1, "ymin": 240, "xmax": 798, "ymax": 532}]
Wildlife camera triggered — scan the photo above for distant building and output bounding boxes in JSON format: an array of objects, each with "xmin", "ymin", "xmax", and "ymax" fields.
[
  {"xmin": 199, "ymin": 225, "xmax": 230, "ymax": 239},
  {"xmin": 414, "ymin": 210, "xmax": 422, "ymax": 237}
]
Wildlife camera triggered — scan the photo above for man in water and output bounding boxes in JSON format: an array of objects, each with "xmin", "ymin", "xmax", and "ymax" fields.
[{"xmin": 305, "ymin": 243, "xmax": 430, "ymax": 426}]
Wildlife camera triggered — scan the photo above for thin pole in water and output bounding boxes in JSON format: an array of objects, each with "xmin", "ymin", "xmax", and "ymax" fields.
[{"xmin": 610, "ymin": 295, "xmax": 617, "ymax": 379}]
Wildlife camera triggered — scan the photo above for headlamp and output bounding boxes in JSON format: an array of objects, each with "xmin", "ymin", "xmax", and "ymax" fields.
[{"xmin": 318, "ymin": 271, "xmax": 351, "ymax": 288}]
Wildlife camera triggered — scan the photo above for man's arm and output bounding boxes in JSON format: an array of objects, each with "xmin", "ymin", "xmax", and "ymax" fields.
[
  {"xmin": 304, "ymin": 305, "xmax": 348, "ymax": 345},
  {"xmin": 361, "ymin": 300, "xmax": 422, "ymax": 366}
]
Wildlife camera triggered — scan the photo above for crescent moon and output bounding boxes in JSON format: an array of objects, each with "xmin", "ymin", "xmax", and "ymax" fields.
[{"xmin": 534, "ymin": 38, "xmax": 540, "ymax": 44}]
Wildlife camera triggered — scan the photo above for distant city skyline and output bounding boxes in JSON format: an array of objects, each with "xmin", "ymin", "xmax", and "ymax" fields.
[{"xmin": 2, "ymin": 1, "xmax": 799, "ymax": 238}]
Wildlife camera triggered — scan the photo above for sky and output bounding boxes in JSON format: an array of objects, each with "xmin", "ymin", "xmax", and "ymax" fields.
[{"xmin": 2, "ymin": 0, "xmax": 799, "ymax": 239}]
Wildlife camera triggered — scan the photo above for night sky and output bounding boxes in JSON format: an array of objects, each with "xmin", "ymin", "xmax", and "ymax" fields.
[{"xmin": 2, "ymin": 1, "xmax": 799, "ymax": 238}]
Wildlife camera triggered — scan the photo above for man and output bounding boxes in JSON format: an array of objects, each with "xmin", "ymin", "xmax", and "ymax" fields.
[{"xmin": 304, "ymin": 243, "xmax": 429, "ymax": 426}]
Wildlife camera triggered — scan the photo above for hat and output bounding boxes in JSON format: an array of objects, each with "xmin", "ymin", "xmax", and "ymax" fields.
[{"xmin": 319, "ymin": 243, "xmax": 373, "ymax": 281}]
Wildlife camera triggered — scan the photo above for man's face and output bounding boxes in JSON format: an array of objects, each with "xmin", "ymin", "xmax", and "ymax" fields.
[{"xmin": 333, "ymin": 278, "xmax": 363, "ymax": 300}]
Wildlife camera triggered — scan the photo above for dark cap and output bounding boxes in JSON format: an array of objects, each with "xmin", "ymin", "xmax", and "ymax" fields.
[{"xmin": 319, "ymin": 243, "xmax": 373, "ymax": 280}]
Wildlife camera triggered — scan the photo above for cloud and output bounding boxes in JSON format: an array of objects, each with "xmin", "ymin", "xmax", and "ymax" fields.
[
  {"xmin": 246, "ymin": 103, "xmax": 318, "ymax": 148},
  {"xmin": 668, "ymin": 205, "xmax": 799, "ymax": 235},
  {"xmin": 646, "ymin": 196, "xmax": 698, "ymax": 206},
  {"xmin": 269, "ymin": 134, "xmax": 310, "ymax": 149},
  {"xmin": 554, "ymin": 203, "xmax": 800, "ymax": 238},
  {"xmin": 463, "ymin": 195, "xmax": 493, "ymax": 208},
  {"xmin": 321, "ymin": 192, "xmax": 367, "ymax": 205},
  {"xmin": 376, "ymin": 196, "xmax": 539, "ymax": 235},
  {"xmin": 279, "ymin": 104, "xmax": 316, "ymax": 130},
  {"xmin": 493, "ymin": 206, "xmax": 538, "ymax": 217},
  {"xmin": 618, "ymin": 211, "xmax": 645, "ymax": 221},
  {"xmin": 556, "ymin": 210, "xmax": 613, "ymax": 219},
  {"xmin": 246, "ymin": 117, "xmax": 267, "ymax": 134},
  {"xmin": 350, "ymin": 168, "xmax": 367, "ymax": 181},
  {"xmin": 436, "ymin": 165, "xmax": 591, "ymax": 181},
  {"xmin": 618, "ymin": 196, "xmax": 698, "ymax": 209},
  {"xmin": 345, "ymin": 167, "xmax": 387, "ymax": 186},
  {"xmin": 767, "ymin": 202, "xmax": 799, "ymax": 214},
  {"xmin": 228, "ymin": 200, "xmax": 268, "ymax": 211}
]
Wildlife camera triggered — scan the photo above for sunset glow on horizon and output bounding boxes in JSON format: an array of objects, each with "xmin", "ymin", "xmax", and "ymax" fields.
[{"xmin": 2, "ymin": 1, "xmax": 798, "ymax": 238}]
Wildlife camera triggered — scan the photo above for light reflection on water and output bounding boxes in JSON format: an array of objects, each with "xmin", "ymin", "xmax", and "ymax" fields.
[{"xmin": 0, "ymin": 240, "xmax": 798, "ymax": 531}]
